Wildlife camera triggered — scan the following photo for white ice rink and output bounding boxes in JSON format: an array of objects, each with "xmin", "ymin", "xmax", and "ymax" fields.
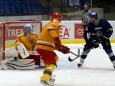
[{"xmin": 0, "ymin": 44, "xmax": 115, "ymax": 86}]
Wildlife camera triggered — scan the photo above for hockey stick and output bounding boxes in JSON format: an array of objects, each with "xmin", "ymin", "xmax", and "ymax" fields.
[
  {"xmin": 102, "ymin": 36, "xmax": 109, "ymax": 39},
  {"xmin": 68, "ymin": 48, "xmax": 80, "ymax": 62},
  {"xmin": 91, "ymin": 31, "xmax": 109, "ymax": 40},
  {"xmin": 68, "ymin": 47, "xmax": 93, "ymax": 62}
]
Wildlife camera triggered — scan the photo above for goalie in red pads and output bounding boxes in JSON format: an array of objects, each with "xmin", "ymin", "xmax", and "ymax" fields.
[{"xmin": 36, "ymin": 12, "xmax": 70, "ymax": 86}]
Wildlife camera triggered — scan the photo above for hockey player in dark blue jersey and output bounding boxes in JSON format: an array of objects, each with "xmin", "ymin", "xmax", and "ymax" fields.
[{"xmin": 77, "ymin": 11, "xmax": 115, "ymax": 68}]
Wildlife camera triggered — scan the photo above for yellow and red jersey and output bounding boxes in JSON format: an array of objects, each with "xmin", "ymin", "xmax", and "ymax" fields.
[
  {"xmin": 36, "ymin": 20, "xmax": 61, "ymax": 51},
  {"xmin": 15, "ymin": 32, "xmax": 38, "ymax": 51}
]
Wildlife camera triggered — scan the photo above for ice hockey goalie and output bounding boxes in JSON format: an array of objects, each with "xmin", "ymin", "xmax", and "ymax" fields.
[{"xmin": 1, "ymin": 24, "xmax": 45, "ymax": 70}]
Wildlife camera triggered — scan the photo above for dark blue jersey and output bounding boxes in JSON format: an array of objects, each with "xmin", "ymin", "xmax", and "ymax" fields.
[{"xmin": 88, "ymin": 18, "xmax": 113, "ymax": 41}]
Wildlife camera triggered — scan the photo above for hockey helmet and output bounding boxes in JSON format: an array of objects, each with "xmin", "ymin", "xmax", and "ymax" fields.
[
  {"xmin": 24, "ymin": 24, "xmax": 32, "ymax": 31},
  {"xmin": 84, "ymin": 3, "xmax": 89, "ymax": 7},
  {"xmin": 52, "ymin": 12, "xmax": 62, "ymax": 21},
  {"xmin": 89, "ymin": 11, "xmax": 98, "ymax": 18}
]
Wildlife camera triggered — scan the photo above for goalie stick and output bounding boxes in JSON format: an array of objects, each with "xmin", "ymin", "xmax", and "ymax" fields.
[{"xmin": 0, "ymin": 50, "xmax": 39, "ymax": 55}]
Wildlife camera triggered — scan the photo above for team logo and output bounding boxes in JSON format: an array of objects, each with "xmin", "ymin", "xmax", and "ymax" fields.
[
  {"xmin": 28, "ymin": 38, "xmax": 34, "ymax": 45},
  {"xmin": 91, "ymin": 12, "xmax": 96, "ymax": 15}
]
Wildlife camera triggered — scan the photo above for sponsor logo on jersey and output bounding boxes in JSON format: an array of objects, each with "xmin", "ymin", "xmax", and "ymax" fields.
[{"xmin": 94, "ymin": 27, "xmax": 102, "ymax": 30}]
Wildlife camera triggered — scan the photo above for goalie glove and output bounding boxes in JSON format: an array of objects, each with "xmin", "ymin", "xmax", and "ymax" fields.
[{"xmin": 58, "ymin": 45, "xmax": 70, "ymax": 54}]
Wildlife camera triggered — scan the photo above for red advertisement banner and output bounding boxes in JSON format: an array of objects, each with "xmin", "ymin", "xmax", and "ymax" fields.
[
  {"xmin": 0, "ymin": 26, "xmax": 23, "ymax": 40},
  {"xmin": 74, "ymin": 23, "xmax": 84, "ymax": 39}
]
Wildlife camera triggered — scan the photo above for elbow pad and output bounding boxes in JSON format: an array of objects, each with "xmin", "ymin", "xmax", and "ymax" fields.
[
  {"xmin": 106, "ymin": 30, "xmax": 113, "ymax": 38},
  {"xmin": 53, "ymin": 37, "xmax": 61, "ymax": 49}
]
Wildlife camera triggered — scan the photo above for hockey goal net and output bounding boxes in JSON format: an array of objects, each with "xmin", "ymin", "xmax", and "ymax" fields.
[{"xmin": 0, "ymin": 21, "xmax": 42, "ymax": 64}]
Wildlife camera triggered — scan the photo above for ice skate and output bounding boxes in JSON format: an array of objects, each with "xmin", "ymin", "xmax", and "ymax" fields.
[
  {"xmin": 77, "ymin": 58, "xmax": 84, "ymax": 67},
  {"xmin": 48, "ymin": 77, "xmax": 55, "ymax": 86},
  {"xmin": 40, "ymin": 80, "xmax": 50, "ymax": 86},
  {"xmin": 112, "ymin": 61, "xmax": 115, "ymax": 69}
]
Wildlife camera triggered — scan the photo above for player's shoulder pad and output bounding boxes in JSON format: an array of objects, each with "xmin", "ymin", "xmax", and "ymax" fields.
[
  {"xmin": 47, "ymin": 22, "xmax": 57, "ymax": 30},
  {"xmin": 31, "ymin": 32, "xmax": 38, "ymax": 38},
  {"xmin": 17, "ymin": 34, "xmax": 25, "ymax": 38},
  {"xmin": 87, "ymin": 22, "xmax": 94, "ymax": 29},
  {"xmin": 99, "ymin": 18, "xmax": 108, "ymax": 23},
  {"xmin": 99, "ymin": 18, "xmax": 105, "ymax": 21}
]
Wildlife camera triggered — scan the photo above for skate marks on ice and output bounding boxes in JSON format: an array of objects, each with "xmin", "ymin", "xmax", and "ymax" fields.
[
  {"xmin": 55, "ymin": 51, "xmax": 115, "ymax": 86},
  {"xmin": 54, "ymin": 67, "xmax": 115, "ymax": 86},
  {"xmin": 56, "ymin": 59, "xmax": 78, "ymax": 70},
  {"xmin": 54, "ymin": 84, "xmax": 115, "ymax": 86}
]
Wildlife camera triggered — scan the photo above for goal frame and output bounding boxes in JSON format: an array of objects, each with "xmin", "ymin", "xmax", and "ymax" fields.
[{"xmin": 0, "ymin": 21, "xmax": 42, "ymax": 61}]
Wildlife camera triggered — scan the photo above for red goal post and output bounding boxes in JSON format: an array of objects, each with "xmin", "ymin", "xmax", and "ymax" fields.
[{"xmin": 0, "ymin": 21, "xmax": 42, "ymax": 63}]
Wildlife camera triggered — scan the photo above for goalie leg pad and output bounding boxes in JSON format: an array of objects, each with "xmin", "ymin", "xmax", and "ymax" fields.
[
  {"xmin": 18, "ymin": 53, "xmax": 45, "ymax": 67},
  {"xmin": 1, "ymin": 59, "xmax": 35, "ymax": 70}
]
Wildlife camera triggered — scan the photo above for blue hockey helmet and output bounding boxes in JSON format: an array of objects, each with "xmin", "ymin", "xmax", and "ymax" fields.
[
  {"xmin": 89, "ymin": 11, "xmax": 98, "ymax": 18},
  {"xmin": 24, "ymin": 24, "xmax": 32, "ymax": 31}
]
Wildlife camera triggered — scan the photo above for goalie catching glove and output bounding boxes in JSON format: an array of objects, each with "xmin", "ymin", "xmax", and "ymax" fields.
[{"xmin": 54, "ymin": 37, "xmax": 70, "ymax": 54}]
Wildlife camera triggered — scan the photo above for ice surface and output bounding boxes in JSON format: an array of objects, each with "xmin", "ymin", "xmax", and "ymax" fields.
[{"xmin": 0, "ymin": 44, "xmax": 115, "ymax": 86}]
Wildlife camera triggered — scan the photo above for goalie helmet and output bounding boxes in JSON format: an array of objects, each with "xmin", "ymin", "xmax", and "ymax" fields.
[
  {"xmin": 24, "ymin": 24, "xmax": 32, "ymax": 31},
  {"xmin": 24, "ymin": 24, "xmax": 32, "ymax": 36},
  {"xmin": 89, "ymin": 11, "xmax": 98, "ymax": 18},
  {"xmin": 52, "ymin": 12, "xmax": 62, "ymax": 21}
]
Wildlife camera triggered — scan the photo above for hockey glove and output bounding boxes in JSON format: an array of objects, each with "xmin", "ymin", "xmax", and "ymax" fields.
[
  {"xmin": 58, "ymin": 45, "xmax": 70, "ymax": 54},
  {"xmin": 92, "ymin": 40, "xmax": 99, "ymax": 48}
]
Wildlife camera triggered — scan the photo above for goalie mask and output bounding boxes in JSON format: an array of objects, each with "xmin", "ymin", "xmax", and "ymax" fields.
[{"xmin": 24, "ymin": 24, "xmax": 32, "ymax": 36}]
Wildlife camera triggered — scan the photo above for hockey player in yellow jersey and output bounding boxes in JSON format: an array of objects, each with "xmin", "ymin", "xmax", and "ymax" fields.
[
  {"xmin": 36, "ymin": 12, "xmax": 70, "ymax": 86},
  {"xmin": 15, "ymin": 24, "xmax": 40, "ymax": 66}
]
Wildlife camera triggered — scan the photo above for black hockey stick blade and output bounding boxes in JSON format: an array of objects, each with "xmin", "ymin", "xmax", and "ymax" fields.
[{"xmin": 68, "ymin": 48, "xmax": 80, "ymax": 62}]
